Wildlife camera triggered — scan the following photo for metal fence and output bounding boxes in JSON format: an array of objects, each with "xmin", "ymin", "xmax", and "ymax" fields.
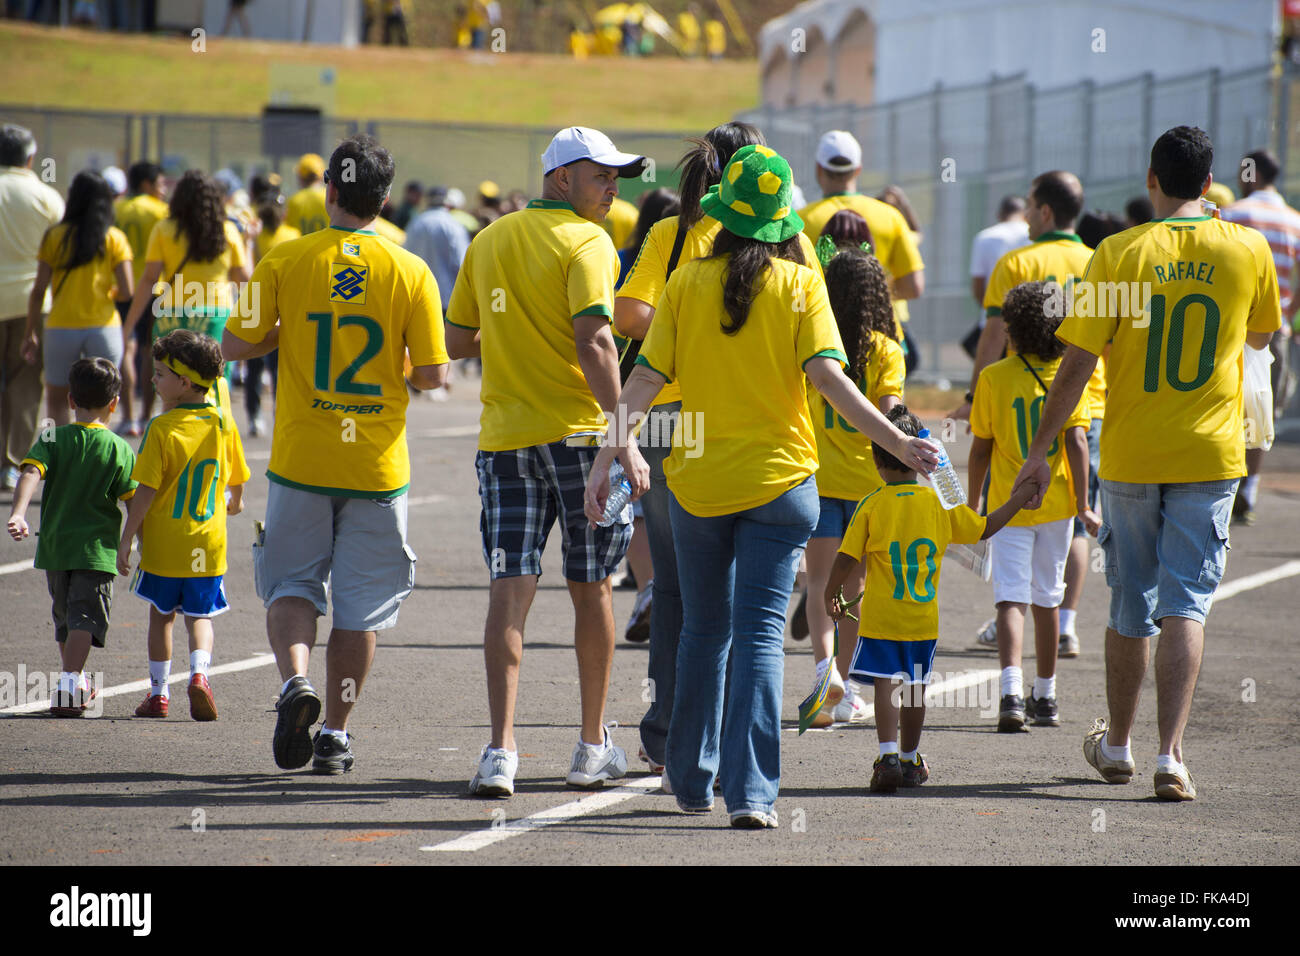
[
  {"xmin": 0, "ymin": 105, "xmax": 695, "ymax": 210},
  {"xmin": 738, "ymin": 64, "xmax": 1292, "ymax": 384}
]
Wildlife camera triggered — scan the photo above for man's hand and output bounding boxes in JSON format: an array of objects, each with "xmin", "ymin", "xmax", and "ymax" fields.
[
  {"xmin": 7, "ymin": 514, "xmax": 29, "ymax": 541},
  {"xmin": 1013, "ymin": 456, "xmax": 1051, "ymax": 509}
]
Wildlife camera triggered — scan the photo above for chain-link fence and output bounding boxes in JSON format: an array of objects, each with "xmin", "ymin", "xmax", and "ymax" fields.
[
  {"xmin": 0, "ymin": 105, "xmax": 695, "ymax": 212},
  {"xmin": 738, "ymin": 64, "xmax": 1290, "ymax": 384}
]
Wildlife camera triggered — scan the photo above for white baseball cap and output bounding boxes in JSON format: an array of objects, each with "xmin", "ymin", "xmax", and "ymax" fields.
[
  {"xmin": 816, "ymin": 130, "xmax": 862, "ymax": 172},
  {"xmin": 541, "ymin": 127, "xmax": 646, "ymax": 178}
]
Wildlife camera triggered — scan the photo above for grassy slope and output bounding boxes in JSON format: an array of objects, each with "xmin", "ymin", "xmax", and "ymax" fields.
[{"xmin": 0, "ymin": 22, "xmax": 757, "ymax": 131}]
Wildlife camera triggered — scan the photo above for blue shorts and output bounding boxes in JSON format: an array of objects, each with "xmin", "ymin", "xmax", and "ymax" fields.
[
  {"xmin": 1098, "ymin": 478, "xmax": 1236, "ymax": 638},
  {"xmin": 848, "ymin": 635, "xmax": 938, "ymax": 685},
  {"xmin": 1072, "ymin": 418, "xmax": 1103, "ymax": 537},
  {"xmin": 812, "ymin": 495, "xmax": 859, "ymax": 539},
  {"xmin": 132, "ymin": 570, "xmax": 229, "ymax": 618}
]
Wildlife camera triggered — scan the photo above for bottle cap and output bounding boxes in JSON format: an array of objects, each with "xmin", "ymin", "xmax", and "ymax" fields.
[{"xmin": 918, "ymin": 428, "xmax": 931, "ymax": 439}]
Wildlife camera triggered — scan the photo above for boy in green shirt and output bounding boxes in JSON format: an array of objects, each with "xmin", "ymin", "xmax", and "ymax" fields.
[{"xmin": 7, "ymin": 358, "xmax": 138, "ymax": 716}]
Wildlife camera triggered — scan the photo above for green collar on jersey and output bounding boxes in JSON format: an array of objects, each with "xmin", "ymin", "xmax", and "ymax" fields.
[
  {"xmin": 885, "ymin": 479, "xmax": 919, "ymax": 486},
  {"xmin": 527, "ymin": 199, "xmax": 576, "ymax": 212},
  {"xmin": 1151, "ymin": 215, "xmax": 1212, "ymax": 223},
  {"xmin": 1035, "ymin": 230, "xmax": 1082, "ymax": 243},
  {"xmin": 329, "ymin": 225, "xmax": 378, "ymax": 236}
]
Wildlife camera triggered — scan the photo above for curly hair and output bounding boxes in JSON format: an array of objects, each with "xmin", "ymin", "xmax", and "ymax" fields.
[
  {"xmin": 710, "ymin": 228, "xmax": 806, "ymax": 335},
  {"xmin": 168, "ymin": 170, "xmax": 227, "ymax": 263},
  {"xmin": 871, "ymin": 403, "xmax": 921, "ymax": 474},
  {"xmin": 1002, "ymin": 280, "xmax": 1066, "ymax": 361},
  {"xmin": 152, "ymin": 329, "xmax": 224, "ymax": 390},
  {"xmin": 824, "ymin": 248, "xmax": 896, "ymax": 381}
]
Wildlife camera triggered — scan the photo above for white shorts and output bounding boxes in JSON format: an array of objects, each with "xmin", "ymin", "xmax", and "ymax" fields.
[{"xmin": 990, "ymin": 518, "xmax": 1073, "ymax": 607}]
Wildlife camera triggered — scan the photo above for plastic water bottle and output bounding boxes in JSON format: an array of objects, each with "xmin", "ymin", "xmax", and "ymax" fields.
[
  {"xmin": 918, "ymin": 427, "xmax": 967, "ymax": 510},
  {"xmin": 598, "ymin": 461, "xmax": 633, "ymax": 527}
]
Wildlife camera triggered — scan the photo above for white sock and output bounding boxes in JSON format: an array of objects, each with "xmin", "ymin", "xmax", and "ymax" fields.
[
  {"xmin": 1060, "ymin": 608, "xmax": 1077, "ymax": 635},
  {"xmin": 1100, "ymin": 732, "xmax": 1131, "ymax": 763},
  {"xmin": 1000, "ymin": 666, "xmax": 1023, "ymax": 698},
  {"xmin": 58, "ymin": 671, "xmax": 78, "ymax": 695},
  {"xmin": 815, "ymin": 656, "xmax": 831, "ymax": 681},
  {"xmin": 1033, "ymin": 676, "xmax": 1056, "ymax": 700},
  {"xmin": 149, "ymin": 660, "xmax": 171, "ymax": 698},
  {"xmin": 845, "ymin": 679, "xmax": 862, "ymax": 700},
  {"xmin": 900, "ymin": 749, "xmax": 917, "ymax": 763},
  {"xmin": 78, "ymin": 672, "xmax": 91, "ymax": 692},
  {"xmin": 189, "ymin": 649, "xmax": 211, "ymax": 677},
  {"xmin": 879, "ymin": 741, "xmax": 900, "ymax": 757},
  {"xmin": 1155, "ymin": 753, "xmax": 1183, "ymax": 773},
  {"xmin": 1241, "ymin": 475, "xmax": 1260, "ymax": 507},
  {"xmin": 320, "ymin": 726, "xmax": 348, "ymax": 743}
]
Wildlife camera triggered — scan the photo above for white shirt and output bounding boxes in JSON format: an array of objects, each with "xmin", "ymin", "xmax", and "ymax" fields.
[
  {"xmin": 0, "ymin": 165, "xmax": 64, "ymax": 318},
  {"xmin": 969, "ymin": 218, "xmax": 1030, "ymax": 279}
]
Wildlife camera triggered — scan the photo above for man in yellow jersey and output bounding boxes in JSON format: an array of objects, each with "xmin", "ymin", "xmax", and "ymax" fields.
[
  {"xmin": 115, "ymin": 162, "xmax": 169, "ymax": 431},
  {"xmin": 799, "ymin": 130, "xmax": 925, "ymax": 329},
  {"xmin": 285, "ymin": 153, "xmax": 328, "ymax": 236},
  {"xmin": 445, "ymin": 126, "xmax": 646, "ymax": 798},
  {"xmin": 1016, "ymin": 127, "xmax": 1282, "ymax": 802},
  {"xmin": 951, "ymin": 170, "xmax": 1102, "ymax": 658},
  {"xmin": 223, "ymin": 134, "xmax": 449, "ymax": 774}
]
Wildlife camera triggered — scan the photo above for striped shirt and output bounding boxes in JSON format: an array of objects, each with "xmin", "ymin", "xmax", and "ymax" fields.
[{"xmin": 1222, "ymin": 189, "xmax": 1300, "ymax": 315}]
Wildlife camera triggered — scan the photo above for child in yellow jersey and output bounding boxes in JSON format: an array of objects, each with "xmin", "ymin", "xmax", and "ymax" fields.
[
  {"xmin": 804, "ymin": 243, "xmax": 905, "ymax": 728},
  {"xmin": 116, "ymin": 331, "xmax": 249, "ymax": 721},
  {"xmin": 826, "ymin": 405, "xmax": 1037, "ymax": 793},
  {"xmin": 968, "ymin": 281, "xmax": 1096, "ymax": 734}
]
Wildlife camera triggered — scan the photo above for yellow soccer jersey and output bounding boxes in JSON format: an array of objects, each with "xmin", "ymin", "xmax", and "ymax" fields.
[
  {"xmin": 637, "ymin": 254, "xmax": 846, "ymax": 517},
  {"xmin": 286, "ymin": 184, "xmax": 328, "ymax": 235},
  {"xmin": 230, "ymin": 226, "xmax": 447, "ymax": 497},
  {"xmin": 799, "ymin": 193, "xmax": 924, "ymax": 329},
  {"xmin": 146, "ymin": 219, "xmax": 247, "ymax": 315},
  {"xmin": 810, "ymin": 331, "xmax": 905, "ymax": 501},
  {"xmin": 116, "ymin": 193, "xmax": 170, "ymax": 284},
  {"xmin": 983, "ymin": 231, "xmax": 1107, "ymax": 418},
  {"xmin": 255, "ymin": 223, "xmax": 302, "ymax": 260},
  {"xmin": 132, "ymin": 402, "xmax": 249, "ymax": 577},
  {"xmin": 970, "ymin": 353, "xmax": 1090, "ymax": 526},
  {"xmin": 1058, "ymin": 215, "xmax": 1282, "ymax": 484},
  {"xmin": 619, "ymin": 214, "xmax": 821, "ymax": 406},
  {"xmin": 38, "ymin": 224, "xmax": 132, "ymax": 329},
  {"xmin": 839, "ymin": 482, "xmax": 986, "ymax": 642},
  {"xmin": 603, "ymin": 196, "xmax": 638, "ymax": 251},
  {"xmin": 447, "ymin": 199, "xmax": 620, "ymax": 452}
]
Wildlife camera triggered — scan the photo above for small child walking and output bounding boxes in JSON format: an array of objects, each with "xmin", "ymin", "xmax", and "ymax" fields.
[
  {"xmin": 825, "ymin": 405, "xmax": 1037, "ymax": 792},
  {"xmin": 117, "ymin": 330, "xmax": 249, "ymax": 720},
  {"xmin": 7, "ymin": 358, "xmax": 137, "ymax": 715}
]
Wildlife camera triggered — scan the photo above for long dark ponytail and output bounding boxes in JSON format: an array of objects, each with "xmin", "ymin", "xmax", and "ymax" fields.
[
  {"xmin": 54, "ymin": 170, "xmax": 114, "ymax": 272},
  {"xmin": 676, "ymin": 121, "xmax": 765, "ymax": 231},
  {"xmin": 711, "ymin": 228, "xmax": 806, "ymax": 335}
]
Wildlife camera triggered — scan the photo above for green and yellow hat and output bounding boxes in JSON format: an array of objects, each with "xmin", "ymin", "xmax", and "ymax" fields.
[{"xmin": 699, "ymin": 144, "xmax": 804, "ymax": 243}]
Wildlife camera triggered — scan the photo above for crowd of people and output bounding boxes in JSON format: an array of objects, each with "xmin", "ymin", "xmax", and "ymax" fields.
[{"xmin": 1, "ymin": 112, "xmax": 1292, "ymax": 827}]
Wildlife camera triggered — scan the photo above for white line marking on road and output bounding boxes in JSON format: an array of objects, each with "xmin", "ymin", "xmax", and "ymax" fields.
[
  {"xmin": 0, "ymin": 558, "xmax": 35, "ymax": 575},
  {"xmin": 0, "ymin": 652, "xmax": 277, "ymax": 715},
  {"xmin": 246, "ymin": 449, "xmax": 270, "ymax": 460},
  {"xmin": 1214, "ymin": 559, "xmax": 1300, "ymax": 602},
  {"xmin": 408, "ymin": 494, "xmax": 447, "ymax": 507},
  {"xmin": 784, "ymin": 667, "xmax": 1000, "ymax": 731},
  {"xmin": 417, "ymin": 425, "xmax": 480, "ymax": 439},
  {"xmin": 420, "ymin": 776, "xmax": 664, "ymax": 853},
  {"xmin": 438, "ymin": 747, "xmax": 458, "ymax": 751}
]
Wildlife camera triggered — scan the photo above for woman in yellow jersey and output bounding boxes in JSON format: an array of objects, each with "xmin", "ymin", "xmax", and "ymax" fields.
[
  {"xmin": 611, "ymin": 120, "xmax": 766, "ymax": 774},
  {"xmin": 22, "ymin": 170, "xmax": 133, "ymax": 426},
  {"xmin": 804, "ymin": 236, "xmax": 906, "ymax": 729},
  {"xmin": 121, "ymin": 171, "xmax": 250, "ymax": 410},
  {"xmin": 585, "ymin": 145, "xmax": 938, "ymax": 828}
]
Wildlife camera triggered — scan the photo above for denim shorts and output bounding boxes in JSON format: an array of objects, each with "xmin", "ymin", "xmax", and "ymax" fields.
[
  {"xmin": 1098, "ymin": 478, "xmax": 1237, "ymax": 638},
  {"xmin": 812, "ymin": 495, "xmax": 859, "ymax": 539}
]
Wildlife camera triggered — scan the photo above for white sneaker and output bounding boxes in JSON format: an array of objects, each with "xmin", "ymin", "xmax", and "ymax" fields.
[
  {"xmin": 469, "ymin": 745, "xmax": 518, "ymax": 797},
  {"xmin": 1059, "ymin": 631, "xmax": 1080, "ymax": 658},
  {"xmin": 973, "ymin": 617, "xmax": 997, "ymax": 650},
  {"xmin": 566, "ymin": 724, "xmax": 628, "ymax": 789},
  {"xmin": 831, "ymin": 693, "xmax": 870, "ymax": 723}
]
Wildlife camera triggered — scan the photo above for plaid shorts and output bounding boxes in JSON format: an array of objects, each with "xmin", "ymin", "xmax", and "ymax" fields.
[{"xmin": 476, "ymin": 439, "xmax": 632, "ymax": 582}]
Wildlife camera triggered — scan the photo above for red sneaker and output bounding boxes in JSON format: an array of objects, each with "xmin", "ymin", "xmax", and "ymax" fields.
[
  {"xmin": 187, "ymin": 674, "xmax": 218, "ymax": 721},
  {"xmin": 135, "ymin": 693, "xmax": 168, "ymax": 718}
]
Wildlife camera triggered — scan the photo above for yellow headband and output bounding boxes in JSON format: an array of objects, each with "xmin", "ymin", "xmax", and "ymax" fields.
[{"xmin": 161, "ymin": 355, "xmax": 216, "ymax": 390}]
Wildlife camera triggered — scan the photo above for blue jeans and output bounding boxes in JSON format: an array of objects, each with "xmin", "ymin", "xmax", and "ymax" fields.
[
  {"xmin": 639, "ymin": 402, "xmax": 682, "ymax": 766},
  {"xmin": 667, "ymin": 476, "xmax": 819, "ymax": 815}
]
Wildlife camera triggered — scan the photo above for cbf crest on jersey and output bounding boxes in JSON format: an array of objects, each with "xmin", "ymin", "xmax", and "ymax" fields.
[{"xmin": 330, "ymin": 263, "xmax": 367, "ymax": 304}]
